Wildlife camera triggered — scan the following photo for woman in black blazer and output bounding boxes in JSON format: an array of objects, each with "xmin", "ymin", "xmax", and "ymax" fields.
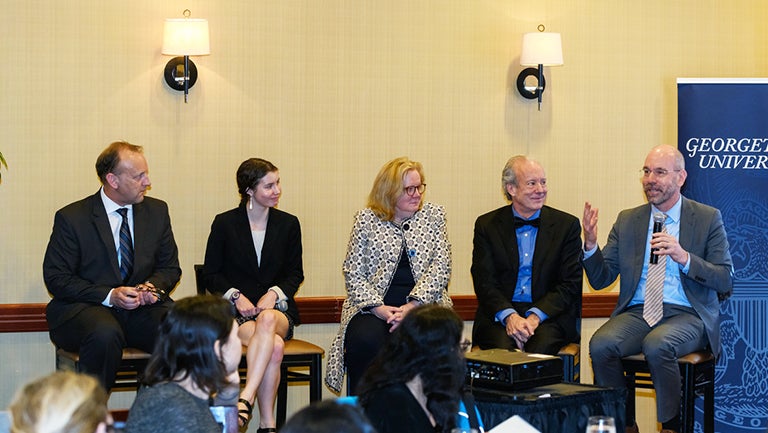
[{"xmin": 202, "ymin": 158, "xmax": 304, "ymax": 433}]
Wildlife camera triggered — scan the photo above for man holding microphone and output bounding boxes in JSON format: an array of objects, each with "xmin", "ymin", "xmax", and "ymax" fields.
[{"xmin": 582, "ymin": 145, "xmax": 733, "ymax": 433}]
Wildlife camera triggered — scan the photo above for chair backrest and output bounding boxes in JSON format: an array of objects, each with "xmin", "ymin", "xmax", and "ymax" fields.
[{"xmin": 194, "ymin": 264, "xmax": 206, "ymax": 295}]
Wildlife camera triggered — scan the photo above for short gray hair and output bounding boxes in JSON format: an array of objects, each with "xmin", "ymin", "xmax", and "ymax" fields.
[{"xmin": 501, "ymin": 155, "xmax": 528, "ymax": 201}]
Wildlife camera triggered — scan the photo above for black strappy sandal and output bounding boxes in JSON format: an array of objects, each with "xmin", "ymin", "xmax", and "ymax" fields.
[
  {"xmin": 237, "ymin": 398, "xmax": 253, "ymax": 429},
  {"xmin": 256, "ymin": 429, "xmax": 277, "ymax": 433}
]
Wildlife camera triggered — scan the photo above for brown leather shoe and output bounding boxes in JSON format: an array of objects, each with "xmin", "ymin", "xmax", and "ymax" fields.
[
  {"xmin": 659, "ymin": 430, "xmax": 678, "ymax": 433},
  {"xmin": 625, "ymin": 423, "xmax": 639, "ymax": 433}
]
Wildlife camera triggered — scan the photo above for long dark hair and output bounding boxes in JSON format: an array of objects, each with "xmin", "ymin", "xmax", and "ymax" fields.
[
  {"xmin": 357, "ymin": 304, "xmax": 465, "ymax": 432},
  {"xmin": 142, "ymin": 295, "xmax": 236, "ymax": 396}
]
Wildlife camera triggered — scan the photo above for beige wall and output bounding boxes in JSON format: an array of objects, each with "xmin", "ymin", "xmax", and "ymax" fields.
[{"xmin": 1, "ymin": 0, "xmax": 766, "ymax": 429}]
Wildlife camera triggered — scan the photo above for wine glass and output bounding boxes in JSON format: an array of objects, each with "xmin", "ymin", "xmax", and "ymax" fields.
[{"xmin": 586, "ymin": 416, "xmax": 616, "ymax": 433}]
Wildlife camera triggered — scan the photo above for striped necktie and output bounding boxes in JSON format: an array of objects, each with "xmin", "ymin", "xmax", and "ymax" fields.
[
  {"xmin": 117, "ymin": 208, "xmax": 134, "ymax": 283},
  {"xmin": 643, "ymin": 225, "xmax": 666, "ymax": 326}
]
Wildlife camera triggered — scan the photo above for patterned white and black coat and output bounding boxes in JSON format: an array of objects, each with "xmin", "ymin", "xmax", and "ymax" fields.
[{"xmin": 324, "ymin": 202, "xmax": 453, "ymax": 392}]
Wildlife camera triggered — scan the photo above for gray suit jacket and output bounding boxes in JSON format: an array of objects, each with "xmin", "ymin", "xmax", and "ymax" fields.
[{"xmin": 582, "ymin": 196, "xmax": 733, "ymax": 356}]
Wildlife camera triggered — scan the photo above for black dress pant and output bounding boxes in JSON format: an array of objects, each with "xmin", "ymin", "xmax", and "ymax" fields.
[
  {"xmin": 473, "ymin": 317, "xmax": 568, "ymax": 354},
  {"xmin": 344, "ymin": 312, "xmax": 392, "ymax": 395},
  {"xmin": 50, "ymin": 302, "xmax": 170, "ymax": 391}
]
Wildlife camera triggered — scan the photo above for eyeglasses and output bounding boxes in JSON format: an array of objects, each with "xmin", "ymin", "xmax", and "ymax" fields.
[
  {"xmin": 135, "ymin": 282, "xmax": 168, "ymax": 301},
  {"xmin": 403, "ymin": 184, "xmax": 426, "ymax": 197},
  {"xmin": 459, "ymin": 339, "xmax": 472, "ymax": 352},
  {"xmin": 640, "ymin": 168, "xmax": 681, "ymax": 178}
]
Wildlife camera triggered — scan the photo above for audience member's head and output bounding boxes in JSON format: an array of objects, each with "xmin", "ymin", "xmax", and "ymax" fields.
[
  {"xmin": 142, "ymin": 295, "xmax": 239, "ymax": 397},
  {"xmin": 281, "ymin": 400, "xmax": 376, "ymax": 433},
  {"xmin": 358, "ymin": 304, "xmax": 466, "ymax": 430},
  {"xmin": 9, "ymin": 371, "xmax": 110, "ymax": 433}
]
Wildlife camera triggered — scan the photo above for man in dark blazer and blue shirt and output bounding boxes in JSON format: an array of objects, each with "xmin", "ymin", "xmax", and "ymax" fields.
[
  {"xmin": 472, "ymin": 155, "xmax": 582, "ymax": 354},
  {"xmin": 43, "ymin": 141, "xmax": 181, "ymax": 391},
  {"xmin": 582, "ymin": 145, "xmax": 733, "ymax": 433}
]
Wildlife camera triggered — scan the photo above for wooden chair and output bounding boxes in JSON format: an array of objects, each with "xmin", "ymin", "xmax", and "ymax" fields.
[
  {"xmin": 621, "ymin": 350, "xmax": 715, "ymax": 433},
  {"xmin": 55, "ymin": 347, "xmax": 150, "ymax": 392},
  {"xmin": 558, "ymin": 342, "xmax": 580, "ymax": 383},
  {"xmin": 194, "ymin": 264, "xmax": 324, "ymax": 427},
  {"xmin": 559, "ymin": 310, "xmax": 583, "ymax": 383}
]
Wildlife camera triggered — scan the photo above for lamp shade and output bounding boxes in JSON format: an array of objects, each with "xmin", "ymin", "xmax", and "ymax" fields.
[
  {"xmin": 162, "ymin": 18, "xmax": 210, "ymax": 56},
  {"xmin": 520, "ymin": 32, "xmax": 563, "ymax": 66}
]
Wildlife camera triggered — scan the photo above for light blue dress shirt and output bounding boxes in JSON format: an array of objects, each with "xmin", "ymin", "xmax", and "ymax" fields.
[
  {"xmin": 583, "ymin": 196, "xmax": 692, "ymax": 308},
  {"xmin": 494, "ymin": 209, "xmax": 549, "ymax": 325}
]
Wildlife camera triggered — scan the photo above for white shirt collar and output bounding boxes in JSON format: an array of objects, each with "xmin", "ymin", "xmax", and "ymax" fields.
[{"xmin": 100, "ymin": 187, "xmax": 132, "ymax": 215}]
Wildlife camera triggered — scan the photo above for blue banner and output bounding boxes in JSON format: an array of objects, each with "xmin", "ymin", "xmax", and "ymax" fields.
[{"xmin": 678, "ymin": 78, "xmax": 768, "ymax": 433}]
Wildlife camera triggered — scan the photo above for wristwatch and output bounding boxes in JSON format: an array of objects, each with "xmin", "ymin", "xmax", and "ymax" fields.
[{"xmin": 230, "ymin": 290, "xmax": 241, "ymax": 304}]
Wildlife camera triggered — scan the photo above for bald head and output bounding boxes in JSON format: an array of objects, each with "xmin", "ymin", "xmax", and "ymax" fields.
[
  {"xmin": 647, "ymin": 145, "xmax": 685, "ymax": 171},
  {"xmin": 642, "ymin": 145, "xmax": 687, "ymax": 212}
]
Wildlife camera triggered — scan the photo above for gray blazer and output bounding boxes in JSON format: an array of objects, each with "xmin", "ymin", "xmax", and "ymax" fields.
[{"xmin": 582, "ymin": 196, "xmax": 733, "ymax": 356}]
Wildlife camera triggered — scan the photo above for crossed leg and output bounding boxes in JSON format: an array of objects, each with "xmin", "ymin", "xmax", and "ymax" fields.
[{"xmin": 238, "ymin": 309, "xmax": 289, "ymax": 430}]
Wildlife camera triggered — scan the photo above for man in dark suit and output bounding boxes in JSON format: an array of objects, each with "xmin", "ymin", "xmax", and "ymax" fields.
[
  {"xmin": 582, "ymin": 145, "xmax": 733, "ymax": 433},
  {"xmin": 43, "ymin": 141, "xmax": 181, "ymax": 391},
  {"xmin": 472, "ymin": 156, "xmax": 582, "ymax": 354}
]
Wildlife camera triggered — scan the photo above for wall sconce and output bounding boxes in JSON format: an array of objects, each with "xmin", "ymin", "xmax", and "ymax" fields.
[
  {"xmin": 162, "ymin": 9, "xmax": 210, "ymax": 103},
  {"xmin": 516, "ymin": 25, "xmax": 563, "ymax": 111}
]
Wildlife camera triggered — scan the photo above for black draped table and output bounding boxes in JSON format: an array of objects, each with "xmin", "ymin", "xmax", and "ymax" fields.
[{"xmin": 473, "ymin": 382, "xmax": 626, "ymax": 433}]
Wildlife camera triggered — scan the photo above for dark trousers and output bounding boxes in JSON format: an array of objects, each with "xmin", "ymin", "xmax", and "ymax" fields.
[
  {"xmin": 472, "ymin": 316, "xmax": 569, "ymax": 354},
  {"xmin": 50, "ymin": 302, "xmax": 171, "ymax": 391},
  {"xmin": 589, "ymin": 304, "xmax": 707, "ymax": 423},
  {"xmin": 344, "ymin": 313, "xmax": 392, "ymax": 395}
]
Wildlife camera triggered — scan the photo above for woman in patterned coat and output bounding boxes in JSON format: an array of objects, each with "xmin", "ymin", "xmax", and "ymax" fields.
[{"xmin": 325, "ymin": 157, "xmax": 453, "ymax": 394}]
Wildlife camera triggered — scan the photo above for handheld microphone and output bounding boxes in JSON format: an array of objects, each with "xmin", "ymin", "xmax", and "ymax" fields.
[{"xmin": 649, "ymin": 213, "xmax": 665, "ymax": 264}]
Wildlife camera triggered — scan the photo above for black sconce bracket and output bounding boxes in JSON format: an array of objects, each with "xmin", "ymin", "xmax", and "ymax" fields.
[
  {"xmin": 516, "ymin": 67, "xmax": 545, "ymax": 100},
  {"xmin": 164, "ymin": 56, "xmax": 198, "ymax": 91}
]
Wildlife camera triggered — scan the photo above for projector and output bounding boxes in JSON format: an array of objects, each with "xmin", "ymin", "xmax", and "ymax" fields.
[{"xmin": 465, "ymin": 349, "xmax": 562, "ymax": 392}]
